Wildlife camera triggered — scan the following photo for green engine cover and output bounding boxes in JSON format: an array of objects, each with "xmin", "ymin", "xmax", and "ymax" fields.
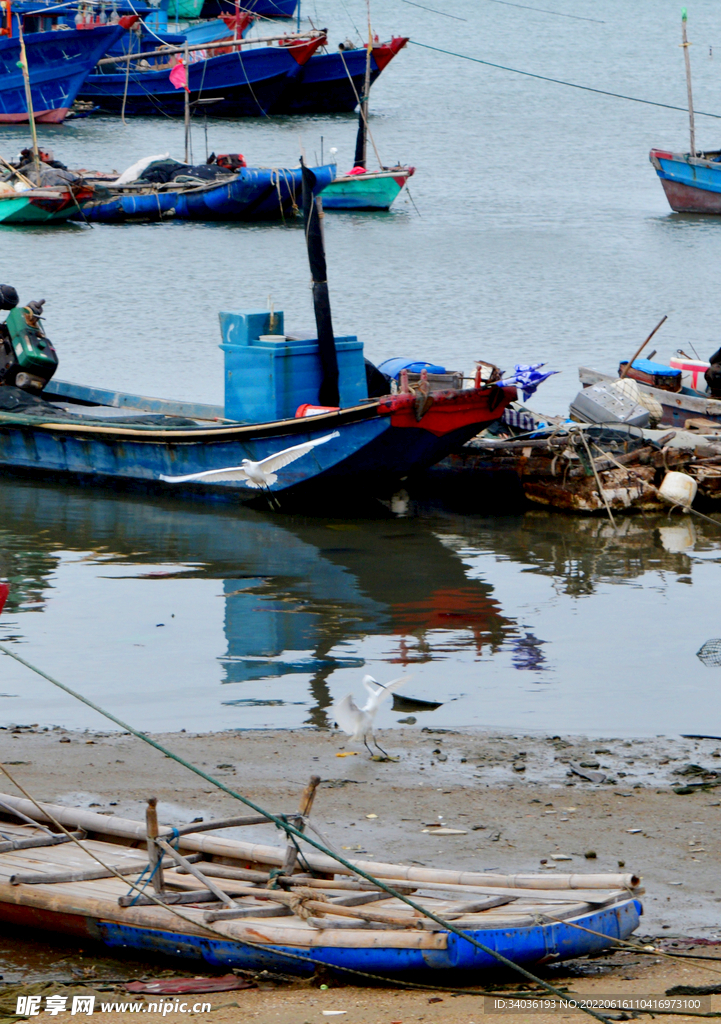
[{"xmin": 4, "ymin": 306, "xmax": 58, "ymax": 383}]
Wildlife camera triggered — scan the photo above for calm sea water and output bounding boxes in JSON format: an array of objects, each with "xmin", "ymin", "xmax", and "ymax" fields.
[{"xmin": 0, "ymin": 0, "xmax": 720, "ymax": 737}]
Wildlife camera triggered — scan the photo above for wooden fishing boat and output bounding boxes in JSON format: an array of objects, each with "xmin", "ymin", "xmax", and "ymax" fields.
[
  {"xmin": 579, "ymin": 365, "xmax": 721, "ymax": 428},
  {"xmin": 77, "ymin": 30, "xmax": 326, "ymax": 118},
  {"xmin": 321, "ymin": 167, "xmax": 414, "ymax": 211},
  {"xmin": 0, "ymin": 791, "xmax": 643, "ymax": 975},
  {"xmin": 649, "ymin": 148, "xmax": 721, "ymax": 214},
  {"xmin": 0, "ymin": 19, "xmax": 125, "ymax": 124},
  {"xmin": 0, "ymin": 183, "xmax": 94, "ymax": 225},
  {"xmin": 0, "ymin": 368, "xmax": 514, "ymax": 503},
  {"xmin": 270, "ymin": 37, "xmax": 407, "ymax": 115},
  {"xmin": 72, "ymin": 163, "xmax": 335, "ymax": 223}
]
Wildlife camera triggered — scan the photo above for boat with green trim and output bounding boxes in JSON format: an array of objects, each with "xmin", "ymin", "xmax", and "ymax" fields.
[
  {"xmin": 321, "ymin": 166, "xmax": 414, "ymax": 211},
  {"xmin": 0, "ymin": 184, "xmax": 92, "ymax": 225}
]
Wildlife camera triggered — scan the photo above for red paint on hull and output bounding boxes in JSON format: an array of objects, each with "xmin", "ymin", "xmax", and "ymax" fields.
[
  {"xmin": 380, "ymin": 385, "xmax": 517, "ymax": 437},
  {"xmin": 0, "ymin": 900, "xmax": 93, "ymax": 938},
  {"xmin": 0, "ymin": 107, "xmax": 69, "ymax": 124},
  {"xmin": 371, "ymin": 36, "xmax": 408, "ymax": 71},
  {"xmin": 659, "ymin": 177, "xmax": 721, "ymax": 214}
]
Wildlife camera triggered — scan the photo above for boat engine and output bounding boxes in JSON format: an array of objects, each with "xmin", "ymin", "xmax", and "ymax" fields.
[{"xmin": 0, "ymin": 286, "xmax": 58, "ymax": 392}]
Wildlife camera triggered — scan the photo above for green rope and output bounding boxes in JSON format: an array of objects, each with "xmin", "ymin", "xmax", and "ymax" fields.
[
  {"xmin": 0, "ymin": 642, "xmax": 617, "ymax": 1024},
  {"xmin": 410, "ymin": 40, "xmax": 721, "ymax": 120}
]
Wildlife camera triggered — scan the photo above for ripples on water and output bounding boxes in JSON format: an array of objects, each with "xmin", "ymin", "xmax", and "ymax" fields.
[{"xmin": 0, "ymin": 0, "xmax": 720, "ymax": 736}]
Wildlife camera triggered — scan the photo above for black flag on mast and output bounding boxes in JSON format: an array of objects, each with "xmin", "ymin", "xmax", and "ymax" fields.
[{"xmin": 301, "ymin": 158, "xmax": 340, "ymax": 408}]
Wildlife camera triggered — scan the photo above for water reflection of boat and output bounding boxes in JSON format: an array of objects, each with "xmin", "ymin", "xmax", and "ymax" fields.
[
  {"xmin": 0, "ymin": 478, "xmax": 516, "ymax": 727},
  {"xmin": 437, "ymin": 510, "xmax": 708, "ymax": 598}
]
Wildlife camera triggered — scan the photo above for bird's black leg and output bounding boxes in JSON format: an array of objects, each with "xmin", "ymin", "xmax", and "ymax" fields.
[
  {"xmin": 263, "ymin": 486, "xmax": 280, "ymax": 511},
  {"xmin": 372, "ymin": 734, "xmax": 391, "ymax": 760},
  {"xmin": 363, "ymin": 735, "xmax": 375, "ymax": 757}
]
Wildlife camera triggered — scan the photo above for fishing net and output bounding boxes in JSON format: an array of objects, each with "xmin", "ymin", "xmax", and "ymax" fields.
[{"xmin": 697, "ymin": 639, "xmax": 721, "ymax": 667}]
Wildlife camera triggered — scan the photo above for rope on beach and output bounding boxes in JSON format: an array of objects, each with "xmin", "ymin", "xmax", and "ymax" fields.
[
  {"xmin": 0, "ymin": 643, "xmax": 630, "ymax": 1022},
  {"xmin": 409, "ymin": 40, "xmax": 721, "ymax": 119}
]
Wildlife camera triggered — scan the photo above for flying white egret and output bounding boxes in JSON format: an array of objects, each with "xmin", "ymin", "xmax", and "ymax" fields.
[
  {"xmin": 333, "ymin": 673, "xmax": 411, "ymax": 759},
  {"xmin": 159, "ymin": 431, "xmax": 340, "ymax": 497}
]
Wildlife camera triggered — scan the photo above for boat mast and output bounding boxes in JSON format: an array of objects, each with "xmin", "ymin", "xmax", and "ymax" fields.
[
  {"xmin": 16, "ymin": 16, "xmax": 40, "ymax": 176},
  {"xmin": 184, "ymin": 42, "xmax": 191, "ymax": 164},
  {"xmin": 354, "ymin": 0, "xmax": 373, "ymax": 169},
  {"xmin": 301, "ymin": 158, "xmax": 339, "ymax": 407},
  {"xmin": 681, "ymin": 8, "xmax": 696, "ymax": 156}
]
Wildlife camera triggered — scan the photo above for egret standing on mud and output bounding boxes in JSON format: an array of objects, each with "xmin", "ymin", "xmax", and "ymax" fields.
[{"xmin": 334, "ymin": 674, "xmax": 410, "ymax": 759}]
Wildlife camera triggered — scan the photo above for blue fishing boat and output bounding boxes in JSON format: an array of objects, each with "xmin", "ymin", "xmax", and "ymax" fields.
[
  {"xmin": 77, "ymin": 31, "xmax": 326, "ymax": 117},
  {"xmin": 73, "ymin": 161, "xmax": 336, "ymax": 222},
  {"xmin": 104, "ymin": 11, "xmax": 254, "ymax": 61},
  {"xmin": 200, "ymin": 0, "xmax": 297, "ymax": 17},
  {"xmin": 650, "ymin": 147, "xmax": 721, "ymax": 213},
  {"xmin": 270, "ymin": 36, "xmax": 408, "ymax": 115},
  {"xmin": 0, "ymin": 791, "xmax": 643, "ymax": 976},
  {"xmin": 0, "ymin": 15, "xmax": 125, "ymax": 123}
]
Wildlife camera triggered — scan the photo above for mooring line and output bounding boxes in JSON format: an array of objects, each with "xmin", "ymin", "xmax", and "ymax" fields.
[{"xmin": 410, "ymin": 40, "xmax": 721, "ymax": 119}]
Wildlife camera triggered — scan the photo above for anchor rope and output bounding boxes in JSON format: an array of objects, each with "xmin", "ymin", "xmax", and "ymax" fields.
[{"xmin": 409, "ymin": 40, "xmax": 721, "ymax": 120}]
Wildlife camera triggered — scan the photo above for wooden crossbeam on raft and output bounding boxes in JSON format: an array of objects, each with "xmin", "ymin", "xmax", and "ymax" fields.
[{"xmin": 0, "ymin": 830, "xmax": 85, "ymax": 853}]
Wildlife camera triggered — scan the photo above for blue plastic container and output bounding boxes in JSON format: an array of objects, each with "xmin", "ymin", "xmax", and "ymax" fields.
[
  {"xmin": 219, "ymin": 308, "xmax": 368, "ymax": 423},
  {"xmin": 377, "ymin": 357, "xmax": 446, "ymax": 380}
]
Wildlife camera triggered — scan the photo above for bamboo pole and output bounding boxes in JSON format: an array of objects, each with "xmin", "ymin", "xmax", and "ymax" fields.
[
  {"xmin": 155, "ymin": 838, "xmax": 236, "ymax": 908},
  {"xmin": 281, "ymin": 774, "xmax": 320, "ymax": 875},
  {"xmin": 0, "ymin": 153, "xmax": 35, "ymax": 190},
  {"xmin": 359, "ymin": 1, "xmax": 373, "ymax": 168},
  {"xmin": 618, "ymin": 314, "xmax": 668, "ymax": 380},
  {"xmin": 96, "ymin": 31, "xmax": 322, "ymax": 66},
  {"xmin": 681, "ymin": 9, "xmax": 696, "ymax": 156},
  {"xmin": 16, "ymin": 19, "xmax": 40, "ymax": 175},
  {"xmin": 145, "ymin": 797, "xmax": 163, "ymax": 894},
  {"xmin": 183, "ymin": 43, "xmax": 190, "ymax": 165}
]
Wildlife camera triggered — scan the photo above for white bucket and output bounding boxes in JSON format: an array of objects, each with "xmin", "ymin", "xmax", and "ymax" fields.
[
  {"xmin": 258, "ymin": 334, "xmax": 287, "ymax": 343},
  {"xmin": 658, "ymin": 471, "xmax": 698, "ymax": 508}
]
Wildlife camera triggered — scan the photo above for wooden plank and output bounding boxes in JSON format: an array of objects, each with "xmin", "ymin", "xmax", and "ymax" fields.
[
  {"xmin": 155, "ymin": 840, "xmax": 236, "ymax": 909},
  {"xmin": 0, "ymin": 831, "xmax": 84, "ymax": 853}
]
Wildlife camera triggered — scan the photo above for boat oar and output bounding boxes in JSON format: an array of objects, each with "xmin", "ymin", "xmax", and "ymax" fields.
[{"xmin": 618, "ymin": 314, "xmax": 668, "ymax": 380}]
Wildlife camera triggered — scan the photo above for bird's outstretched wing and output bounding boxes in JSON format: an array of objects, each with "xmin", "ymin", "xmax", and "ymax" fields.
[
  {"xmin": 160, "ymin": 466, "xmax": 249, "ymax": 484},
  {"xmin": 333, "ymin": 693, "xmax": 363, "ymax": 738},
  {"xmin": 362, "ymin": 675, "xmax": 412, "ymax": 715},
  {"xmin": 256, "ymin": 431, "xmax": 340, "ymax": 474}
]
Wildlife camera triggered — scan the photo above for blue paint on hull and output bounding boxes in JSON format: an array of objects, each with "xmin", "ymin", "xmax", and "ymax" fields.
[
  {"xmin": 270, "ymin": 46, "xmax": 384, "ymax": 115},
  {"xmin": 0, "ymin": 25, "xmax": 125, "ymax": 123},
  {"xmin": 200, "ymin": 0, "xmax": 297, "ymax": 16},
  {"xmin": 0, "ymin": 414, "xmax": 388, "ymax": 496},
  {"xmin": 73, "ymin": 164, "xmax": 336, "ymax": 223},
  {"xmin": 91, "ymin": 900, "xmax": 642, "ymax": 975},
  {"xmin": 78, "ymin": 43, "xmax": 303, "ymax": 117}
]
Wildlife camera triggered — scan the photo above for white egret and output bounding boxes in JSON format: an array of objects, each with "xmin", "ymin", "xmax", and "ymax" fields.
[
  {"xmin": 159, "ymin": 431, "xmax": 340, "ymax": 500},
  {"xmin": 334, "ymin": 673, "xmax": 411, "ymax": 759}
]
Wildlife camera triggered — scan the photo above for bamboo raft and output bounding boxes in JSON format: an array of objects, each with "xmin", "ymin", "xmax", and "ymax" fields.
[{"xmin": 0, "ymin": 790, "xmax": 643, "ymax": 975}]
